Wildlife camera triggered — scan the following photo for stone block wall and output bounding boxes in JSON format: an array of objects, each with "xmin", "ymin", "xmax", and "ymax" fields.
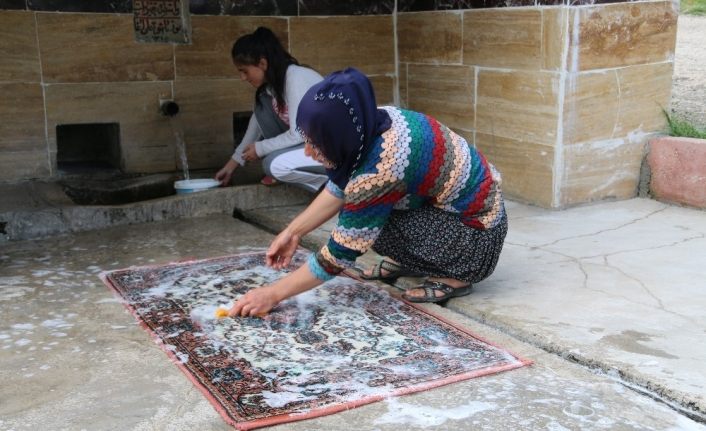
[
  {"xmin": 0, "ymin": 8, "xmax": 394, "ymax": 182},
  {"xmin": 0, "ymin": 0, "xmax": 678, "ymax": 209},
  {"xmin": 399, "ymin": 2, "xmax": 677, "ymax": 207}
]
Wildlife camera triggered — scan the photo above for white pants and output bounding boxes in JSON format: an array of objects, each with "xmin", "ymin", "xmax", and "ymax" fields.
[{"xmin": 262, "ymin": 144, "xmax": 328, "ymax": 193}]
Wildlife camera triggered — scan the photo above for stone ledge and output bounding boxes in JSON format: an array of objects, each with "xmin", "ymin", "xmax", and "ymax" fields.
[
  {"xmin": 647, "ymin": 136, "xmax": 706, "ymax": 209},
  {"xmin": 0, "ymin": 184, "xmax": 311, "ymax": 243}
]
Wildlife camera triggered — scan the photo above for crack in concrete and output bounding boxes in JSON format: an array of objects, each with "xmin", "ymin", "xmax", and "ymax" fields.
[
  {"xmin": 601, "ymin": 254, "xmax": 702, "ymax": 327},
  {"xmin": 508, "ymin": 242, "xmax": 656, "ymax": 310},
  {"xmin": 530, "ymin": 206, "xmax": 669, "ymax": 249},
  {"xmin": 579, "ymin": 233, "xmax": 706, "ymax": 260},
  {"xmin": 603, "ymin": 254, "xmax": 666, "ymax": 308},
  {"xmin": 508, "ymin": 233, "xmax": 705, "ymax": 322}
]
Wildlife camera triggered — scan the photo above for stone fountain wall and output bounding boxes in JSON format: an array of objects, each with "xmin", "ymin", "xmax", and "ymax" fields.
[{"xmin": 0, "ymin": 0, "xmax": 678, "ymax": 208}]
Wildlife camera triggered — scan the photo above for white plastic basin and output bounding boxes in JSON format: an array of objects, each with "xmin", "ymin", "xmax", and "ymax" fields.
[{"xmin": 174, "ymin": 179, "xmax": 220, "ymax": 194}]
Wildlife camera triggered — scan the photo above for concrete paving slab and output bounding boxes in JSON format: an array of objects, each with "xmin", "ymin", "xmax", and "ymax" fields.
[
  {"xmin": 2, "ymin": 214, "xmax": 704, "ymax": 430},
  {"xmin": 245, "ymin": 197, "xmax": 706, "ymax": 422},
  {"xmin": 454, "ymin": 199, "xmax": 706, "ymax": 419}
]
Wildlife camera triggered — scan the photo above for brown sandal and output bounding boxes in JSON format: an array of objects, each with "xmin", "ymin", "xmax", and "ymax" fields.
[
  {"xmin": 402, "ymin": 280, "xmax": 473, "ymax": 304},
  {"xmin": 349, "ymin": 259, "xmax": 422, "ymax": 284}
]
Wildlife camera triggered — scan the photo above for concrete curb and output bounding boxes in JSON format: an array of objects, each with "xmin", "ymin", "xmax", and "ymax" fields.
[{"xmin": 0, "ymin": 184, "xmax": 312, "ymax": 243}]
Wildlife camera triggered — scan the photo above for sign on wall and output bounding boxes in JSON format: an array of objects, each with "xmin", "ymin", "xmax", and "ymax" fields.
[{"xmin": 133, "ymin": 0, "xmax": 191, "ymax": 44}]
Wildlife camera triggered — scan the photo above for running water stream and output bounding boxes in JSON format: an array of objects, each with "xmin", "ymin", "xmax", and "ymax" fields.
[{"xmin": 170, "ymin": 117, "xmax": 190, "ymax": 181}]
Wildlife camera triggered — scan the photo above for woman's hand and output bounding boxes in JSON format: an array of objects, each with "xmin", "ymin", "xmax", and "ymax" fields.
[
  {"xmin": 242, "ymin": 144, "xmax": 259, "ymax": 162},
  {"xmin": 266, "ymin": 229, "xmax": 300, "ymax": 269},
  {"xmin": 215, "ymin": 159, "xmax": 239, "ymax": 186},
  {"xmin": 229, "ymin": 285, "xmax": 279, "ymax": 317},
  {"xmin": 228, "ymin": 263, "xmax": 325, "ymax": 318}
]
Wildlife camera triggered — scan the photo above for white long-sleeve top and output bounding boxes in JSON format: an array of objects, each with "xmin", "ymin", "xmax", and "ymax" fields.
[{"xmin": 232, "ymin": 65, "xmax": 323, "ymax": 165}]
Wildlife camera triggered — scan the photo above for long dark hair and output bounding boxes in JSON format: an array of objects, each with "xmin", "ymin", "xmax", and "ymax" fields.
[{"xmin": 231, "ymin": 27, "xmax": 298, "ymax": 109}]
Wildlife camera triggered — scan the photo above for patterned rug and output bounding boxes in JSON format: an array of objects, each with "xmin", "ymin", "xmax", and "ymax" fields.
[{"xmin": 101, "ymin": 251, "xmax": 530, "ymax": 430}]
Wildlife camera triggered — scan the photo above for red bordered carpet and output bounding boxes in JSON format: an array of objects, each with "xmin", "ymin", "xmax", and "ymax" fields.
[{"xmin": 101, "ymin": 251, "xmax": 529, "ymax": 430}]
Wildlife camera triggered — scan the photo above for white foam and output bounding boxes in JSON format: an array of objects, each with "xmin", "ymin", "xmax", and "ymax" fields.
[
  {"xmin": 0, "ymin": 285, "xmax": 34, "ymax": 301},
  {"xmin": 1, "ymin": 275, "xmax": 28, "ymax": 285},
  {"xmin": 175, "ymin": 352, "xmax": 189, "ymax": 364},
  {"xmin": 374, "ymin": 397, "xmax": 496, "ymax": 426},
  {"xmin": 15, "ymin": 338, "xmax": 31, "ymax": 346},
  {"xmin": 666, "ymin": 415, "xmax": 706, "ymax": 431},
  {"xmin": 164, "ymin": 330, "xmax": 184, "ymax": 339},
  {"xmin": 41, "ymin": 319, "xmax": 73, "ymax": 329},
  {"xmin": 190, "ymin": 301, "xmax": 234, "ymax": 324},
  {"xmin": 546, "ymin": 420, "xmax": 572, "ymax": 431},
  {"xmin": 259, "ymin": 390, "xmax": 318, "ymax": 408},
  {"xmin": 11, "ymin": 323, "xmax": 35, "ymax": 330}
]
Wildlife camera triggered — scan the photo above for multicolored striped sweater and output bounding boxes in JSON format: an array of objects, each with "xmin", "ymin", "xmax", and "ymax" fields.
[{"xmin": 309, "ymin": 106, "xmax": 505, "ymax": 281}]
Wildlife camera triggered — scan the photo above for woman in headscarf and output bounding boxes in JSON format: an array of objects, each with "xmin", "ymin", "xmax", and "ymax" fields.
[{"xmin": 229, "ymin": 68, "xmax": 507, "ymax": 317}]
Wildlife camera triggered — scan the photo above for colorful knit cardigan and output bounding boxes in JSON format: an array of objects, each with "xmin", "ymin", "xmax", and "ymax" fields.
[{"xmin": 308, "ymin": 106, "xmax": 505, "ymax": 281}]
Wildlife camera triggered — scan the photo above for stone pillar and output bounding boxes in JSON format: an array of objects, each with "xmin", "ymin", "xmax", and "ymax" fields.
[
  {"xmin": 399, "ymin": 1, "xmax": 678, "ymax": 208},
  {"xmin": 559, "ymin": 2, "xmax": 677, "ymax": 207}
]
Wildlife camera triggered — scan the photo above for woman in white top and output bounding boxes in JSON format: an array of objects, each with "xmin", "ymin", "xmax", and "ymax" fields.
[{"xmin": 215, "ymin": 27, "xmax": 327, "ymax": 192}]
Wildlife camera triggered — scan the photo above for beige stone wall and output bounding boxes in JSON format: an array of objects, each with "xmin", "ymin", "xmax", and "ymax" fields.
[
  {"xmin": 560, "ymin": 3, "xmax": 676, "ymax": 206},
  {"xmin": 0, "ymin": 4, "xmax": 677, "ymax": 209},
  {"xmin": 398, "ymin": 8, "xmax": 560, "ymax": 207},
  {"xmin": 289, "ymin": 16, "xmax": 395, "ymax": 104},
  {"xmin": 0, "ymin": 12, "xmax": 46, "ymax": 181},
  {"xmin": 399, "ymin": 2, "xmax": 677, "ymax": 208},
  {"xmin": 0, "ymin": 12, "xmax": 394, "ymax": 181}
]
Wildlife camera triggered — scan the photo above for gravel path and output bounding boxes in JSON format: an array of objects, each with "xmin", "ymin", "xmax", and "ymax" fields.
[{"xmin": 670, "ymin": 14, "xmax": 706, "ymax": 129}]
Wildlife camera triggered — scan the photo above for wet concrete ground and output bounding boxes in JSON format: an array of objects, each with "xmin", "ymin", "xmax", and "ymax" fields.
[{"xmin": 1, "ymin": 185, "xmax": 705, "ymax": 430}]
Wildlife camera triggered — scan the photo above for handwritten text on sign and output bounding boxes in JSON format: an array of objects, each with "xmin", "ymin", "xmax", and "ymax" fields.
[{"xmin": 134, "ymin": 0, "xmax": 191, "ymax": 44}]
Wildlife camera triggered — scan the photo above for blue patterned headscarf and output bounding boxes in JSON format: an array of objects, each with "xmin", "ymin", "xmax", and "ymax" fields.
[{"xmin": 296, "ymin": 68, "xmax": 391, "ymax": 190}]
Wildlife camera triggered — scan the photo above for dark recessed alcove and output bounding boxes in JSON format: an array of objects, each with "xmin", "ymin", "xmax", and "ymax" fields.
[
  {"xmin": 56, "ymin": 123, "xmax": 122, "ymax": 174},
  {"xmin": 231, "ymin": 111, "xmax": 266, "ymax": 185},
  {"xmin": 233, "ymin": 111, "xmax": 251, "ymax": 147}
]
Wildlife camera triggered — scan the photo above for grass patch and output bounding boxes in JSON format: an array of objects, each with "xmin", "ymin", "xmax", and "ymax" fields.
[
  {"xmin": 682, "ymin": 0, "xmax": 706, "ymax": 15},
  {"xmin": 664, "ymin": 110, "xmax": 706, "ymax": 139}
]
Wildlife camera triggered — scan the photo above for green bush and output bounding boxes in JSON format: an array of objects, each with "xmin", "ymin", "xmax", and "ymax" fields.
[
  {"xmin": 664, "ymin": 110, "xmax": 706, "ymax": 139},
  {"xmin": 682, "ymin": 0, "xmax": 706, "ymax": 15}
]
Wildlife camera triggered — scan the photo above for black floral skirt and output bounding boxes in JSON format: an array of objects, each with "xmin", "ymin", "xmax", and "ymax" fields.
[{"xmin": 372, "ymin": 206, "xmax": 508, "ymax": 283}]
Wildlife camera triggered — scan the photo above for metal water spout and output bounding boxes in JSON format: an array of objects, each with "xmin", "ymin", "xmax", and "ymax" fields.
[{"xmin": 159, "ymin": 99, "xmax": 180, "ymax": 117}]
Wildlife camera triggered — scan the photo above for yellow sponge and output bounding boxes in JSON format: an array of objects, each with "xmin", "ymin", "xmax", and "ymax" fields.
[{"xmin": 215, "ymin": 307, "xmax": 267, "ymax": 318}]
